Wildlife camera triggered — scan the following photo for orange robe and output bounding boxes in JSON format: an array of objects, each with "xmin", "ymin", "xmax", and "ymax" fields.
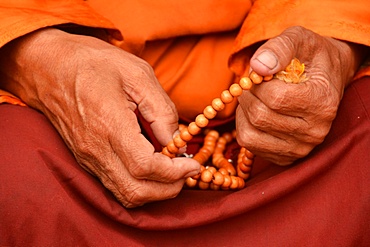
[{"xmin": 1, "ymin": 0, "xmax": 369, "ymax": 119}]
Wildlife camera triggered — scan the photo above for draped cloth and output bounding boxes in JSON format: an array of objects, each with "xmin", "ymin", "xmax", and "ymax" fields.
[
  {"xmin": 1, "ymin": 76, "xmax": 369, "ymax": 246},
  {"xmin": 0, "ymin": 0, "xmax": 370, "ymax": 245},
  {"xmin": 1, "ymin": 0, "xmax": 370, "ymax": 117}
]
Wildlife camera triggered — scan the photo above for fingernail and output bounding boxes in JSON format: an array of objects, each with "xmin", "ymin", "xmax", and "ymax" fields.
[{"xmin": 255, "ymin": 51, "xmax": 278, "ymax": 70}]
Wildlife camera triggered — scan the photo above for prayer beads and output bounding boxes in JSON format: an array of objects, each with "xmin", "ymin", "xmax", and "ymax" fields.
[{"xmin": 161, "ymin": 58, "xmax": 307, "ymax": 191}]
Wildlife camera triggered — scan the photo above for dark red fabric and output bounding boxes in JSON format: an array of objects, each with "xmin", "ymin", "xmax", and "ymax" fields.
[{"xmin": 1, "ymin": 77, "xmax": 369, "ymax": 246}]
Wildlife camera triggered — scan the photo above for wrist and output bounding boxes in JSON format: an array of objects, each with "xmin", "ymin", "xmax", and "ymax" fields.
[{"xmin": 0, "ymin": 28, "xmax": 75, "ymax": 109}]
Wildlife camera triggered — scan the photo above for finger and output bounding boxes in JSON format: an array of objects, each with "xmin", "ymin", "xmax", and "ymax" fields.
[
  {"xmin": 96, "ymin": 154, "xmax": 187, "ymax": 208},
  {"xmin": 249, "ymin": 26, "xmax": 308, "ymax": 76},
  {"xmin": 138, "ymin": 87, "xmax": 179, "ymax": 147},
  {"xmin": 129, "ymin": 149, "xmax": 201, "ymax": 182},
  {"xmin": 109, "ymin": 109, "xmax": 200, "ymax": 182},
  {"xmin": 235, "ymin": 106, "xmax": 312, "ymax": 165},
  {"xmin": 125, "ymin": 65, "xmax": 179, "ymax": 146},
  {"xmin": 238, "ymin": 89, "xmax": 313, "ymax": 142},
  {"xmin": 108, "ymin": 173, "xmax": 186, "ymax": 208},
  {"xmin": 120, "ymin": 179, "xmax": 186, "ymax": 208},
  {"xmin": 248, "ymin": 77, "xmax": 314, "ymax": 117}
]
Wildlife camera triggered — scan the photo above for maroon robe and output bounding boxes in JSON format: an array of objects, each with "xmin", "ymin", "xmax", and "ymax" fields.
[{"xmin": 0, "ymin": 77, "xmax": 369, "ymax": 246}]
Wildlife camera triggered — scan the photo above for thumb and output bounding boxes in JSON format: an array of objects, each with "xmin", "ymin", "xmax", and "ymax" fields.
[{"xmin": 249, "ymin": 27, "xmax": 303, "ymax": 76}]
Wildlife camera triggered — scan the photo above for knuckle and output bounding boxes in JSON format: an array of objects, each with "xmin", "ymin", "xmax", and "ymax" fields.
[
  {"xmin": 131, "ymin": 60, "xmax": 155, "ymax": 80},
  {"xmin": 123, "ymin": 188, "xmax": 146, "ymax": 208},
  {"xmin": 294, "ymin": 145, "xmax": 312, "ymax": 158},
  {"xmin": 248, "ymin": 103, "xmax": 269, "ymax": 128},
  {"xmin": 305, "ymin": 125, "xmax": 329, "ymax": 145},
  {"xmin": 235, "ymin": 127, "xmax": 253, "ymax": 149},
  {"xmin": 129, "ymin": 162, "xmax": 152, "ymax": 179},
  {"xmin": 277, "ymin": 147, "xmax": 307, "ymax": 164}
]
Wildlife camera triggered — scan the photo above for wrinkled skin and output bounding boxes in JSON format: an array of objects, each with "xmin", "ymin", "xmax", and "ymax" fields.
[
  {"xmin": 236, "ymin": 26, "xmax": 366, "ymax": 165},
  {"xmin": 0, "ymin": 26, "xmax": 366, "ymax": 207},
  {"xmin": 0, "ymin": 28, "xmax": 200, "ymax": 208}
]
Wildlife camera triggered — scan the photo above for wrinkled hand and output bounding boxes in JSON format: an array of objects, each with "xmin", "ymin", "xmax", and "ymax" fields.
[
  {"xmin": 0, "ymin": 28, "xmax": 200, "ymax": 207},
  {"xmin": 236, "ymin": 26, "xmax": 365, "ymax": 165}
]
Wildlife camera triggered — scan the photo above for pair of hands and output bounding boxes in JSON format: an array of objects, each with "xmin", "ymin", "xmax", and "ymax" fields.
[{"xmin": 0, "ymin": 26, "xmax": 363, "ymax": 207}]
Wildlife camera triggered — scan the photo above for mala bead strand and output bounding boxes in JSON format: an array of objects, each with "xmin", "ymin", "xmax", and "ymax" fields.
[
  {"xmin": 192, "ymin": 130, "xmax": 218, "ymax": 166},
  {"xmin": 186, "ymin": 131, "xmax": 238, "ymax": 190},
  {"xmin": 162, "ymin": 79, "xmax": 237, "ymax": 157},
  {"xmin": 163, "ymin": 58, "xmax": 306, "ymax": 191},
  {"xmin": 212, "ymin": 133, "xmax": 236, "ymax": 176},
  {"xmin": 237, "ymin": 147, "xmax": 254, "ymax": 180},
  {"xmin": 185, "ymin": 131, "xmax": 218, "ymax": 188}
]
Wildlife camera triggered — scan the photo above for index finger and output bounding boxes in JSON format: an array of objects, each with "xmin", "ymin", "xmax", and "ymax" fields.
[
  {"xmin": 249, "ymin": 78, "xmax": 315, "ymax": 117},
  {"xmin": 110, "ymin": 109, "xmax": 200, "ymax": 183}
]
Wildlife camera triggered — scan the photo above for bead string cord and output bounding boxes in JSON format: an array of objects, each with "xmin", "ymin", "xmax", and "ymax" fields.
[{"xmin": 161, "ymin": 58, "xmax": 306, "ymax": 190}]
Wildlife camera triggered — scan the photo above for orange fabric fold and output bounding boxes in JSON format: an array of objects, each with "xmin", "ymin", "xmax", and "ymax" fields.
[
  {"xmin": 0, "ymin": 89, "xmax": 25, "ymax": 106},
  {"xmin": 0, "ymin": 0, "xmax": 120, "ymax": 48},
  {"xmin": 229, "ymin": 0, "xmax": 370, "ymax": 78},
  {"xmin": 87, "ymin": 0, "xmax": 253, "ymax": 120},
  {"xmin": 87, "ymin": 0, "xmax": 252, "ymax": 55}
]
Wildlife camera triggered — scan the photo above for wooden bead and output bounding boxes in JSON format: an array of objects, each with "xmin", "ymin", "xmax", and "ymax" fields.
[
  {"xmin": 232, "ymin": 129, "xmax": 237, "ymax": 138},
  {"xmin": 229, "ymin": 83, "xmax": 243, "ymax": 97},
  {"xmin": 264, "ymin": 74, "xmax": 274, "ymax": 81},
  {"xmin": 222, "ymin": 132, "xmax": 233, "ymax": 143},
  {"xmin": 199, "ymin": 147, "xmax": 212, "ymax": 157},
  {"xmin": 202, "ymin": 145, "xmax": 214, "ymax": 155},
  {"xmin": 218, "ymin": 167, "xmax": 229, "ymax": 176},
  {"xmin": 242, "ymin": 155, "xmax": 253, "ymax": 166},
  {"xmin": 161, "ymin": 147, "xmax": 176, "ymax": 158},
  {"xmin": 192, "ymin": 166, "xmax": 205, "ymax": 180},
  {"xmin": 237, "ymin": 165, "xmax": 251, "ymax": 179},
  {"xmin": 180, "ymin": 128, "xmax": 193, "ymax": 142},
  {"xmin": 195, "ymin": 114, "xmax": 209, "ymax": 128},
  {"xmin": 198, "ymin": 180, "xmax": 210, "ymax": 190},
  {"xmin": 209, "ymin": 183, "xmax": 220, "ymax": 191},
  {"xmin": 237, "ymin": 177, "xmax": 245, "ymax": 189},
  {"xmin": 244, "ymin": 149, "xmax": 255, "ymax": 159},
  {"xmin": 220, "ymin": 90, "xmax": 234, "ymax": 104},
  {"xmin": 193, "ymin": 152, "xmax": 208, "ymax": 165},
  {"xmin": 173, "ymin": 134, "xmax": 187, "ymax": 148},
  {"xmin": 179, "ymin": 124, "xmax": 186, "ymax": 131},
  {"xmin": 223, "ymin": 163, "xmax": 236, "ymax": 176},
  {"xmin": 239, "ymin": 77, "xmax": 253, "ymax": 90},
  {"xmin": 249, "ymin": 71, "xmax": 263, "ymax": 84},
  {"xmin": 239, "ymin": 161, "xmax": 252, "ymax": 173},
  {"xmin": 221, "ymin": 174, "xmax": 231, "ymax": 188},
  {"xmin": 203, "ymin": 105, "xmax": 217, "ymax": 119},
  {"xmin": 185, "ymin": 177, "xmax": 198, "ymax": 188},
  {"xmin": 188, "ymin": 122, "xmax": 201, "ymax": 135},
  {"xmin": 206, "ymin": 129, "xmax": 219, "ymax": 139},
  {"xmin": 204, "ymin": 136, "xmax": 216, "ymax": 144},
  {"xmin": 212, "ymin": 155, "xmax": 223, "ymax": 166},
  {"xmin": 212, "ymin": 171, "xmax": 225, "ymax": 186},
  {"xmin": 217, "ymin": 158, "xmax": 230, "ymax": 168},
  {"xmin": 206, "ymin": 166, "xmax": 217, "ymax": 175},
  {"xmin": 167, "ymin": 140, "xmax": 179, "ymax": 154},
  {"xmin": 214, "ymin": 142, "xmax": 225, "ymax": 151},
  {"xmin": 211, "ymin": 98, "xmax": 225, "ymax": 111},
  {"xmin": 230, "ymin": 176, "xmax": 239, "ymax": 189},
  {"xmin": 217, "ymin": 136, "xmax": 227, "ymax": 145},
  {"xmin": 200, "ymin": 169, "xmax": 213, "ymax": 183}
]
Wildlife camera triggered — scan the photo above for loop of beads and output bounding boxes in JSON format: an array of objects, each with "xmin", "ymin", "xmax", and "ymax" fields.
[{"xmin": 161, "ymin": 58, "xmax": 306, "ymax": 190}]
